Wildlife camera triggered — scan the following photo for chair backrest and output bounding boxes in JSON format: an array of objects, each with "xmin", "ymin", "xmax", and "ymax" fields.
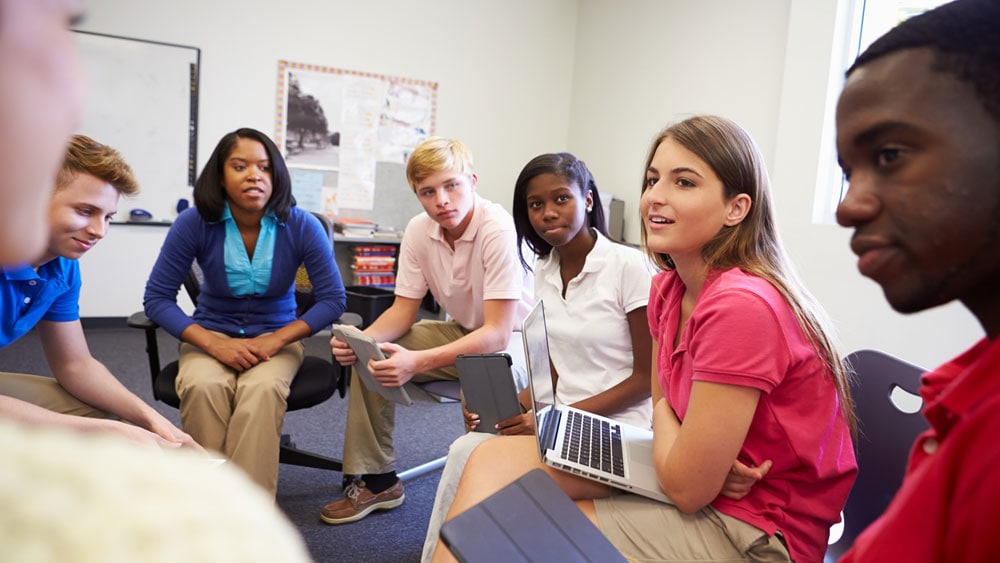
[
  {"xmin": 312, "ymin": 211, "xmax": 335, "ymax": 246},
  {"xmin": 826, "ymin": 349, "xmax": 929, "ymax": 560},
  {"xmin": 183, "ymin": 261, "xmax": 203, "ymax": 305},
  {"xmin": 294, "ymin": 211, "xmax": 334, "ymax": 316}
]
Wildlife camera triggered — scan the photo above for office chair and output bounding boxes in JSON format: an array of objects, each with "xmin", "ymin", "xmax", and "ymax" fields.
[
  {"xmin": 825, "ymin": 349, "xmax": 929, "ymax": 561},
  {"xmin": 128, "ymin": 211, "xmax": 361, "ymax": 473}
]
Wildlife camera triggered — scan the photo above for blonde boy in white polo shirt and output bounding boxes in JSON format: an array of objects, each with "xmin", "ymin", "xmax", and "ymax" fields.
[{"xmin": 321, "ymin": 137, "xmax": 533, "ymax": 524}]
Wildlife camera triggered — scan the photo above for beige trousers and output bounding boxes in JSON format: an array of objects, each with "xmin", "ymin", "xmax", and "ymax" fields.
[
  {"xmin": 0, "ymin": 371, "xmax": 110, "ymax": 418},
  {"xmin": 342, "ymin": 319, "xmax": 470, "ymax": 475},
  {"xmin": 176, "ymin": 333, "xmax": 304, "ymax": 497},
  {"xmin": 594, "ymin": 493, "xmax": 791, "ymax": 562}
]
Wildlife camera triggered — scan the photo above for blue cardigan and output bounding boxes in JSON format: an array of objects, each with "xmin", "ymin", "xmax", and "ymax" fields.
[{"xmin": 144, "ymin": 206, "xmax": 346, "ymax": 339}]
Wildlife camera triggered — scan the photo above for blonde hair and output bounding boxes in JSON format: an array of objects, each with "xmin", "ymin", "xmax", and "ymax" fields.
[
  {"xmin": 405, "ymin": 136, "xmax": 474, "ymax": 190},
  {"xmin": 641, "ymin": 115, "xmax": 855, "ymax": 434},
  {"xmin": 56, "ymin": 134, "xmax": 140, "ymax": 196},
  {"xmin": 0, "ymin": 421, "xmax": 311, "ymax": 562}
]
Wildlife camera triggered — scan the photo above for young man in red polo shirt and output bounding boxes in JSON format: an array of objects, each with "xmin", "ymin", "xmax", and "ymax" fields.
[{"xmin": 834, "ymin": 0, "xmax": 1000, "ymax": 560}]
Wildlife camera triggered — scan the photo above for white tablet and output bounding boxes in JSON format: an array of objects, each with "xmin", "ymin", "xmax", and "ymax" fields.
[{"xmin": 330, "ymin": 324, "xmax": 412, "ymax": 406}]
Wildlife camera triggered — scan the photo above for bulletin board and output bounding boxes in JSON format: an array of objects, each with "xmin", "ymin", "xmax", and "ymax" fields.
[
  {"xmin": 274, "ymin": 60, "xmax": 437, "ymax": 229},
  {"xmin": 72, "ymin": 30, "xmax": 200, "ymax": 224}
]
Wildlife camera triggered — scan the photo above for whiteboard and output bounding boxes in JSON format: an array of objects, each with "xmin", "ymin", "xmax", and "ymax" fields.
[{"xmin": 72, "ymin": 31, "xmax": 199, "ymax": 224}]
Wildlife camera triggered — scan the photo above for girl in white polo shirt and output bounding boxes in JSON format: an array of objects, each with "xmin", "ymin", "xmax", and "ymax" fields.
[{"xmin": 421, "ymin": 152, "xmax": 653, "ymax": 562}]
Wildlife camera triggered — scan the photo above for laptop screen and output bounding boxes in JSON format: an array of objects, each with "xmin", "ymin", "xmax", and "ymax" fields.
[{"xmin": 521, "ymin": 301, "xmax": 557, "ymax": 458}]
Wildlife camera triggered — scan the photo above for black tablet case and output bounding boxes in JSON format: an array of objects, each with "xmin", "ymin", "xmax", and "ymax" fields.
[
  {"xmin": 456, "ymin": 353, "xmax": 521, "ymax": 434},
  {"xmin": 440, "ymin": 468, "xmax": 626, "ymax": 563}
]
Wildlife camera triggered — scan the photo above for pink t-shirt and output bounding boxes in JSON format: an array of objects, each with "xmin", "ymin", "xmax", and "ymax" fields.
[
  {"xmin": 395, "ymin": 194, "xmax": 533, "ymax": 330},
  {"xmin": 649, "ymin": 268, "xmax": 856, "ymax": 563}
]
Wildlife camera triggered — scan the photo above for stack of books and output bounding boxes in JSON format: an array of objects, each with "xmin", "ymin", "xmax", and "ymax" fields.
[
  {"xmin": 372, "ymin": 226, "xmax": 402, "ymax": 240},
  {"xmin": 352, "ymin": 245, "xmax": 397, "ymax": 288},
  {"xmin": 334, "ymin": 218, "xmax": 377, "ymax": 238}
]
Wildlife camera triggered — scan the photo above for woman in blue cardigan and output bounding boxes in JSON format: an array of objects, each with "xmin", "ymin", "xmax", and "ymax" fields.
[{"xmin": 144, "ymin": 128, "xmax": 346, "ymax": 496}]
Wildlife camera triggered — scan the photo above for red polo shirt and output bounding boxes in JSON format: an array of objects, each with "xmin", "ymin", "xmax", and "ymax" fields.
[{"xmin": 841, "ymin": 337, "xmax": 1000, "ymax": 562}]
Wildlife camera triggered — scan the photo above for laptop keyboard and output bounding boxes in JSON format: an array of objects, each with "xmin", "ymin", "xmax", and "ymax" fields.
[{"xmin": 561, "ymin": 410, "xmax": 625, "ymax": 477}]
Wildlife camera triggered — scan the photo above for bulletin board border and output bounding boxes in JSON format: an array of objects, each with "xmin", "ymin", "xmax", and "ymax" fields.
[{"xmin": 274, "ymin": 59, "xmax": 438, "ymax": 152}]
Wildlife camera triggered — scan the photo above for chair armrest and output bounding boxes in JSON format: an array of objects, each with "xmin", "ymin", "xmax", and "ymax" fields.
[
  {"xmin": 338, "ymin": 312, "xmax": 363, "ymax": 329},
  {"xmin": 126, "ymin": 311, "xmax": 165, "ymax": 389},
  {"xmin": 127, "ymin": 311, "xmax": 159, "ymax": 331}
]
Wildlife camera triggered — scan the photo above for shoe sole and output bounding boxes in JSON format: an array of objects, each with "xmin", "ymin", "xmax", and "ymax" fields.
[{"xmin": 320, "ymin": 493, "xmax": 406, "ymax": 525}]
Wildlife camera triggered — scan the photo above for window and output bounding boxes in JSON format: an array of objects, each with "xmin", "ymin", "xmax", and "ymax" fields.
[{"xmin": 813, "ymin": 0, "xmax": 950, "ymax": 224}]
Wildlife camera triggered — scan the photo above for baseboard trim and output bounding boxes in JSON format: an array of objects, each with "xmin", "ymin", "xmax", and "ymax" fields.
[{"xmin": 81, "ymin": 317, "xmax": 128, "ymax": 329}]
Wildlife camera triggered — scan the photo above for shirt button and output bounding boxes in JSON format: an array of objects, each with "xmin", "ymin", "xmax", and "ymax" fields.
[
  {"xmin": 28, "ymin": 280, "xmax": 36, "ymax": 286},
  {"xmin": 922, "ymin": 438, "xmax": 938, "ymax": 455},
  {"xmin": 23, "ymin": 297, "xmax": 31, "ymax": 304},
  {"xmin": 239, "ymin": 328, "xmax": 246, "ymax": 335}
]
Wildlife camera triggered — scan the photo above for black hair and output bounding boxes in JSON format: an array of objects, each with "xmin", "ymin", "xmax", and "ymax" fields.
[
  {"xmin": 848, "ymin": 0, "xmax": 1000, "ymax": 122},
  {"xmin": 512, "ymin": 152, "xmax": 608, "ymax": 271},
  {"xmin": 193, "ymin": 127, "xmax": 295, "ymax": 222}
]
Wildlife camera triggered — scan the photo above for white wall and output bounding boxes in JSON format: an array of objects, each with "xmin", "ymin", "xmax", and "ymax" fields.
[
  {"xmin": 569, "ymin": 0, "xmax": 789, "ymax": 243},
  {"xmin": 768, "ymin": 0, "xmax": 981, "ymax": 369},
  {"xmin": 567, "ymin": 0, "xmax": 981, "ymax": 369},
  {"xmin": 77, "ymin": 0, "xmax": 982, "ymax": 369},
  {"xmin": 75, "ymin": 0, "xmax": 579, "ymax": 317}
]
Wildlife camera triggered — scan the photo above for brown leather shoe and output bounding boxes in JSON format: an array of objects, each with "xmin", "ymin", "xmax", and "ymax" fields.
[{"xmin": 320, "ymin": 479, "xmax": 405, "ymax": 525}]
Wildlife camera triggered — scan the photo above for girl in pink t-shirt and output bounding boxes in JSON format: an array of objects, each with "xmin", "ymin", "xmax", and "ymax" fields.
[{"xmin": 436, "ymin": 116, "xmax": 856, "ymax": 563}]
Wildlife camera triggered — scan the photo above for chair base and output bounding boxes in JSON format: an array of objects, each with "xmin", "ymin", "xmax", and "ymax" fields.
[
  {"xmin": 415, "ymin": 380, "xmax": 462, "ymax": 403},
  {"xmin": 398, "ymin": 455, "xmax": 447, "ymax": 482},
  {"xmin": 279, "ymin": 434, "xmax": 344, "ymax": 472}
]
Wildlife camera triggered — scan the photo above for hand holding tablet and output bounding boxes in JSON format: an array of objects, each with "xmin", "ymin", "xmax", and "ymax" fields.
[
  {"xmin": 330, "ymin": 324, "xmax": 413, "ymax": 406},
  {"xmin": 456, "ymin": 353, "xmax": 520, "ymax": 434}
]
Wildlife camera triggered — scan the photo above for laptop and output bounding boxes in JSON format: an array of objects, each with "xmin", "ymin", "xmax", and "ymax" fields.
[
  {"xmin": 522, "ymin": 301, "xmax": 671, "ymax": 503},
  {"xmin": 440, "ymin": 468, "xmax": 626, "ymax": 563}
]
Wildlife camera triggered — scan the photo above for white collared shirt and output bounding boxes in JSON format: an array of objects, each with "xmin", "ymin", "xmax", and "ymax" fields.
[{"xmin": 534, "ymin": 232, "xmax": 653, "ymax": 427}]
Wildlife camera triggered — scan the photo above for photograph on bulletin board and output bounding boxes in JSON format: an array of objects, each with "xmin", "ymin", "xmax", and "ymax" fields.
[{"xmin": 275, "ymin": 60, "xmax": 437, "ymax": 216}]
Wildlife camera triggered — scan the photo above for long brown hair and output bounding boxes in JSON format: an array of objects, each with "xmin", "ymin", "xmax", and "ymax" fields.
[{"xmin": 641, "ymin": 115, "xmax": 855, "ymax": 434}]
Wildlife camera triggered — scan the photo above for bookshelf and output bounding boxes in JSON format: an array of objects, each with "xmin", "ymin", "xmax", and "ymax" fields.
[
  {"xmin": 333, "ymin": 235, "xmax": 446, "ymax": 319},
  {"xmin": 333, "ymin": 236, "xmax": 401, "ymax": 289},
  {"xmin": 350, "ymin": 244, "xmax": 398, "ymax": 288}
]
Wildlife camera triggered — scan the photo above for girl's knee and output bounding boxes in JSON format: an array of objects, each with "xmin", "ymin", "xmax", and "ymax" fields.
[{"xmin": 466, "ymin": 436, "xmax": 537, "ymax": 474}]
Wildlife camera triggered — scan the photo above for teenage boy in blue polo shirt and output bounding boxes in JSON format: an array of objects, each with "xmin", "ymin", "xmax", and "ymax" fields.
[{"xmin": 0, "ymin": 134, "xmax": 198, "ymax": 449}]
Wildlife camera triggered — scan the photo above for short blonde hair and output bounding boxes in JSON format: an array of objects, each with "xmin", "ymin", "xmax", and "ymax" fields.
[
  {"xmin": 56, "ymin": 134, "xmax": 140, "ymax": 196},
  {"xmin": 405, "ymin": 137, "xmax": 474, "ymax": 190}
]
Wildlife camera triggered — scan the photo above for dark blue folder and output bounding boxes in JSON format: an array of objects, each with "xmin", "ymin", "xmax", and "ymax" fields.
[{"xmin": 440, "ymin": 469, "xmax": 626, "ymax": 563}]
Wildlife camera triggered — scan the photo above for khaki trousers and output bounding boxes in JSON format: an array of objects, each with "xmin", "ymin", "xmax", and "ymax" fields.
[
  {"xmin": 0, "ymin": 371, "xmax": 109, "ymax": 418},
  {"xmin": 343, "ymin": 319, "xmax": 470, "ymax": 475},
  {"xmin": 594, "ymin": 493, "xmax": 791, "ymax": 562},
  {"xmin": 176, "ymin": 333, "xmax": 304, "ymax": 497}
]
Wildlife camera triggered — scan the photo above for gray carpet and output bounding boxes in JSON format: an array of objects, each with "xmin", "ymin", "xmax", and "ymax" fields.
[{"xmin": 0, "ymin": 321, "xmax": 466, "ymax": 562}]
